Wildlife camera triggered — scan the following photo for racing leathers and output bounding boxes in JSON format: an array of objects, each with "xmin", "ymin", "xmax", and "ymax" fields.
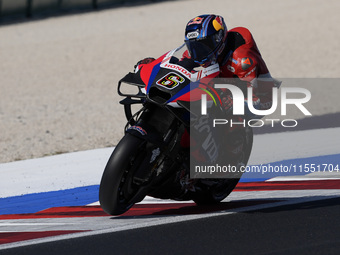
[{"xmin": 218, "ymin": 26, "xmax": 281, "ymax": 118}]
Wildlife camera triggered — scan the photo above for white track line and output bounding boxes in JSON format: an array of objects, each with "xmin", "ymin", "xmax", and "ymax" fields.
[{"xmin": 1, "ymin": 194, "xmax": 337, "ymax": 250}]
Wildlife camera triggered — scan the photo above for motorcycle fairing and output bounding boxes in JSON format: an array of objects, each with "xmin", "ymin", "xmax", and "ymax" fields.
[
  {"xmin": 119, "ymin": 44, "xmax": 221, "ymax": 106},
  {"xmin": 142, "ymin": 46, "xmax": 221, "ymax": 106}
]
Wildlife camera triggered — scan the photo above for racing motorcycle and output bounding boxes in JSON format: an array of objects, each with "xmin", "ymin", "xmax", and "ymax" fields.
[{"xmin": 99, "ymin": 44, "xmax": 253, "ymax": 216}]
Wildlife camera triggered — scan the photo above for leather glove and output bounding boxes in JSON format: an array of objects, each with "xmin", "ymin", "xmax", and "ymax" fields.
[{"xmin": 134, "ymin": 57, "xmax": 155, "ymax": 72}]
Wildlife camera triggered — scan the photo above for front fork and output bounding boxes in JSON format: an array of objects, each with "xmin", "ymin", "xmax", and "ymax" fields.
[{"xmin": 124, "ymin": 104, "xmax": 184, "ymax": 185}]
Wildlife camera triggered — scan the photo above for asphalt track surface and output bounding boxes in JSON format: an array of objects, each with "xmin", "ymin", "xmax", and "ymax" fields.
[
  {"xmin": 1, "ymin": 197, "xmax": 339, "ymax": 255},
  {"xmin": 1, "ymin": 116, "xmax": 340, "ymax": 254}
]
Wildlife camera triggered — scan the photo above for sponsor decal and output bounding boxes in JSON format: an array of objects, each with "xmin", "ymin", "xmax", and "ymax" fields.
[
  {"xmin": 215, "ymin": 16, "xmax": 224, "ymax": 27},
  {"xmin": 241, "ymin": 57, "xmax": 253, "ymax": 70},
  {"xmin": 244, "ymin": 66, "xmax": 256, "ymax": 78},
  {"xmin": 227, "ymin": 65, "xmax": 235, "ymax": 73},
  {"xmin": 187, "ymin": 30, "xmax": 200, "ymax": 39},
  {"xmin": 213, "ymin": 16, "xmax": 224, "ymax": 32},
  {"xmin": 163, "ymin": 63, "xmax": 192, "ymax": 78},
  {"xmin": 150, "ymin": 148, "xmax": 161, "ymax": 163},
  {"xmin": 128, "ymin": 126, "xmax": 147, "ymax": 136},
  {"xmin": 231, "ymin": 58, "xmax": 238, "ymax": 64},
  {"xmin": 156, "ymin": 72, "xmax": 185, "ymax": 89}
]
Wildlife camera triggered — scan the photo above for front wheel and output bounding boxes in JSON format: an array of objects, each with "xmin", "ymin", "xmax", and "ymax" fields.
[{"xmin": 99, "ymin": 133, "xmax": 148, "ymax": 215}]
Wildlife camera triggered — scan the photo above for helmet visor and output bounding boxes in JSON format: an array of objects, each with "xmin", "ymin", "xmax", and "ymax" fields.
[{"xmin": 185, "ymin": 36, "xmax": 219, "ymax": 63}]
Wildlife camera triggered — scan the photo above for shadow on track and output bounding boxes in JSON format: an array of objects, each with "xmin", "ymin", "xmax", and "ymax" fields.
[
  {"xmin": 112, "ymin": 199, "xmax": 282, "ymax": 219},
  {"xmin": 110, "ymin": 195, "xmax": 339, "ymax": 219},
  {"xmin": 2, "ymin": 196, "xmax": 340, "ymax": 255}
]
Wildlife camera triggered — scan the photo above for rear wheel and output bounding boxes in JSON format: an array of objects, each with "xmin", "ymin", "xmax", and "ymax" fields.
[
  {"xmin": 99, "ymin": 133, "xmax": 148, "ymax": 215},
  {"xmin": 193, "ymin": 127, "xmax": 253, "ymax": 205}
]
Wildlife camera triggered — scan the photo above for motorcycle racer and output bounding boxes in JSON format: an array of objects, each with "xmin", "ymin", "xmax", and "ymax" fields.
[
  {"xmin": 100, "ymin": 16, "xmax": 263, "ymax": 215},
  {"xmin": 134, "ymin": 14, "xmax": 281, "ymax": 166},
  {"xmin": 136, "ymin": 14, "xmax": 280, "ymax": 118},
  {"xmin": 184, "ymin": 14, "xmax": 280, "ymax": 117}
]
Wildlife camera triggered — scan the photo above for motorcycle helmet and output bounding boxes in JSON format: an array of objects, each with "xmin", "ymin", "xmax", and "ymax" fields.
[{"xmin": 184, "ymin": 14, "xmax": 227, "ymax": 66}]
